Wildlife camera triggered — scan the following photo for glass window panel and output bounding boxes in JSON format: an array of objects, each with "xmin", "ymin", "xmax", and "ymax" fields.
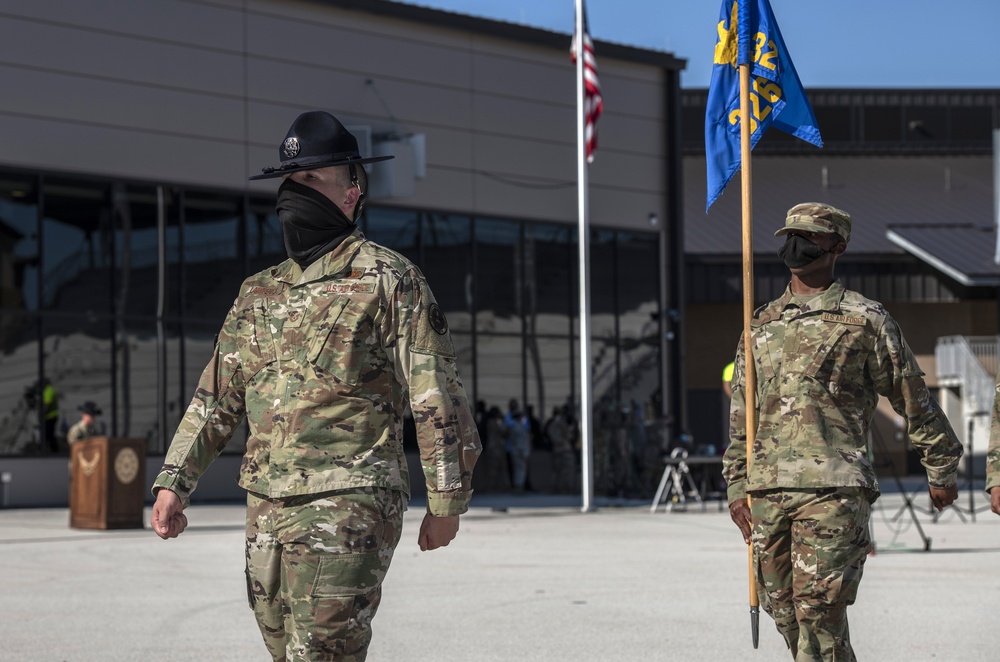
[
  {"xmin": 526, "ymin": 222, "xmax": 573, "ymax": 338},
  {"xmin": 0, "ymin": 173, "xmax": 39, "ymax": 311},
  {"xmin": 475, "ymin": 218, "xmax": 521, "ymax": 335},
  {"xmin": 525, "ymin": 336, "xmax": 573, "ymax": 421},
  {"xmin": 113, "ymin": 320, "xmax": 160, "ymax": 450},
  {"xmin": 421, "ymin": 213, "xmax": 471, "ymax": 332},
  {"xmin": 48, "ymin": 313, "xmax": 114, "ymax": 450},
  {"xmin": 365, "ymin": 207, "xmax": 418, "ymax": 262},
  {"xmin": 475, "ymin": 333, "xmax": 522, "ymax": 414},
  {"xmin": 587, "ymin": 228, "xmax": 617, "ymax": 340},
  {"xmin": 183, "ymin": 190, "xmax": 243, "ymax": 323},
  {"xmin": 616, "ymin": 231, "xmax": 661, "ymax": 418},
  {"xmin": 246, "ymin": 196, "xmax": 283, "ymax": 273},
  {"xmin": 0, "ymin": 310, "xmax": 40, "ymax": 454},
  {"xmin": 109, "ymin": 184, "xmax": 161, "ymax": 318},
  {"xmin": 0, "ymin": 175, "xmax": 43, "ymax": 454},
  {"xmin": 41, "ymin": 177, "xmax": 112, "ymax": 316}
]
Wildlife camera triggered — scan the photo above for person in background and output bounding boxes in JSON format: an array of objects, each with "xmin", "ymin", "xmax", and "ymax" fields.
[
  {"xmin": 504, "ymin": 399, "xmax": 532, "ymax": 492},
  {"xmin": 67, "ymin": 401, "xmax": 104, "ymax": 445},
  {"xmin": 546, "ymin": 406, "xmax": 575, "ymax": 493},
  {"xmin": 986, "ymin": 369, "xmax": 1000, "ymax": 515}
]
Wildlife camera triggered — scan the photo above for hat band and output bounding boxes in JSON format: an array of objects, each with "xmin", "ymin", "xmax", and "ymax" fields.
[{"xmin": 260, "ymin": 152, "xmax": 362, "ymax": 175}]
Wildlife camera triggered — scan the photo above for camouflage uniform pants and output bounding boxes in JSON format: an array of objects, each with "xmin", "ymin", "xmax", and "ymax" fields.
[
  {"xmin": 750, "ymin": 487, "xmax": 872, "ymax": 662},
  {"xmin": 245, "ymin": 487, "xmax": 405, "ymax": 661}
]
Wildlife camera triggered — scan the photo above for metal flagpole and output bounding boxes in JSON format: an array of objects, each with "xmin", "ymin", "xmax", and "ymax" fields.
[
  {"xmin": 575, "ymin": 0, "xmax": 595, "ymax": 513},
  {"xmin": 993, "ymin": 129, "xmax": 1000, "ymax": 265}
]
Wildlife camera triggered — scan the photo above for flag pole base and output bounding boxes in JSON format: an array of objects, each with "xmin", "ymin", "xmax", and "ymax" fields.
[{"xmin": 750, "ymin": 606, "xmax": 760, "ymax": 649}]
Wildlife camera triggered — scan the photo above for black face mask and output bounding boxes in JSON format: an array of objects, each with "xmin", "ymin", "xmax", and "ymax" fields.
[
  {"xmin": 777, "ymin": 234, "xmax": 831, "ymax": 268},
  {"xmin": 276, "ymin": 179, "xmax": 356, "ymax": 268}
]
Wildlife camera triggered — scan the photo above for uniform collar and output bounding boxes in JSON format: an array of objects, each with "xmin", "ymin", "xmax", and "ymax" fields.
[
  {"xmin": 753, "ymin": 281, "xmax": 846, "ymax": 327},
  {"xmin": 269, "ymin": 228, "xmax": 366, "ymax": 286}
]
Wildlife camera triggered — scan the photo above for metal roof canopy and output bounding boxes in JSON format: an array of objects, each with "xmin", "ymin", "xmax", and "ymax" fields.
[{"xmin": 886, "ymin": 224, "xmax": 1000, "ymax": 287}]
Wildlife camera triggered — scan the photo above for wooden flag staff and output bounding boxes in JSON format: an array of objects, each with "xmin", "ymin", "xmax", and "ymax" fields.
[{"xmin": 738, "ymin": 61, "xmax": 761, "ymax": 650}]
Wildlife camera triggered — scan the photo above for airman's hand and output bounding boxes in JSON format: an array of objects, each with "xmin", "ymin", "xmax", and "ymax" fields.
[
  {"xmin": 990, "ymin": 487, "xmax": 1000, "ymax": 517},
  {"xmin": 151, "ymin": 489, "xmax": 188, "ymax": 540},
  {"xmin": 928, "ymin": 485, "xmax": 958, "ymax": 512},
  {"xmin": 728, "ymin": 498, "xmax": 752, "ymax": 545},
  {"xmin": 418, "ymin": 514, "xmax": 459, "ymax": 551}
]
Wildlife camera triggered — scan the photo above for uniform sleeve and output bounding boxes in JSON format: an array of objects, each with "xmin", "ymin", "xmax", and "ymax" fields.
[
  {"xmin": 987, "ymin": 370, "xmax": 1000, "ymax": 493},
  {"xmin": 868, "ymin": 315, "xmax": 962, "ymax": 488},
  {"xmin": 385, "ymin": 269, "xmax": 481, "ymax": 516},
  {"xmin": 152, "ymin": 302, "xmax": 248, "ymax": 507},
  {"xmin": 722, "ymin": 336, "xmax": 748, "ymax": 503}
]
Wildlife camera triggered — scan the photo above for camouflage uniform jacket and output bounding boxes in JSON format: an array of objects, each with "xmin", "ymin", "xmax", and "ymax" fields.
[
  {"xmin": 67, "ymin": 421, "xmax": 100, "ymax": 444},
  {"xmin": 723, "ymin": 282, "xmax": 962, "ymax": 503},
  {"xmin": 987, "ymin": 372, "xmax": 1000, "ymax": 493},
  {"xmin": 153, "ymin": 228, "xmax": 481, "ymax": 516}
]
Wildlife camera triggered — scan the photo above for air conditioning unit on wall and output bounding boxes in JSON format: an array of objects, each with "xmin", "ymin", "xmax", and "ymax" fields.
[{"xmin": 349, "ymin": 126, "xmax": 425, "ymax": 200}]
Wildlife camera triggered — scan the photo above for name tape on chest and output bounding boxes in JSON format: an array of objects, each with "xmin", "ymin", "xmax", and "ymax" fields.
[
  {"xmin": 247, "ymin": 286, "xmax": 282, "ymax": 297},
  {"xmin": 325, "ymin": 282, "xmax": 375, "ymax": 294},
  {"xmin": 821, "ymin": 312, "xmax": 865, "ymax": 326}
]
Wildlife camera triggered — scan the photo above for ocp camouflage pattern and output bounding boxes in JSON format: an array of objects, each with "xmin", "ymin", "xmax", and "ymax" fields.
[
  {"xmin": 723, "ymin": 282, "xmax": 962, "ymax": 503},
  {"xmin": 153, "ymin": 228, "xmax": 481, "ymax": 516},
  {"xmin": 752, "ymin": 487, "xmax": 870, "ymax": 660},
  {"xmin": 987, "ymin": 371, "xmax": 1000, "ymax": 492},
  {"xmin": 245, "ymin": 487, "xmax": 404, "ymax": 660}
]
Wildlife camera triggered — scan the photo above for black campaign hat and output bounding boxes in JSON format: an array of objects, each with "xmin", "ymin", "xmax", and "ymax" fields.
[
  {"xmin": 249, "ymin": 111, "xmax": 394, "ymax": 181},
  {"xmin": 78, "ymin": 401, "xmax": 102, "ymax": 416}
]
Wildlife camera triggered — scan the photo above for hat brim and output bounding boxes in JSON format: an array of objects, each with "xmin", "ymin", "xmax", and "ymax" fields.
[
  {"xmin": 249, "ymin": 154, "xmax": 394, "ymax": 181},
  {"xmin": 774, "ymin": 220, "xmax": 840, "ymax": 238}
]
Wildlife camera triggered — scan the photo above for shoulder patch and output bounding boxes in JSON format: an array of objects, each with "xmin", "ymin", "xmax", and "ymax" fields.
[{"xmin": 428, "ymin": 303, "xmax": 449, "ymax": 335}]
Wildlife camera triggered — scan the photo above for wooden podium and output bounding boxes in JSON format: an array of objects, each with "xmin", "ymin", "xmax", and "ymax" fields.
[{"xmin": 70, "ymin": 437, "xmax": 146, "ymax": 529}]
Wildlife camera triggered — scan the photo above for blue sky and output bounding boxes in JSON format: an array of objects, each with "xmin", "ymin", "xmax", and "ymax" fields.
[{"xmin": 395, "ymin": 0, "xmax": 1000, "ymax": 89}]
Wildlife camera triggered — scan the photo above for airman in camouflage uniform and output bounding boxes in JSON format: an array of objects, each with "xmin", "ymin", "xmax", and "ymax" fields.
[
  {"xmin": 987, "ymin": 373, "xmax": 1000, "ymax": 515},
  {"xmin": 67, "ymin": 401, "xmax": 102, "ymax": 444},
  {"xmin": 723, "ymin": 203, "xmax": 962, "ymax": 661},
  {"xmin": 151, "ymin": 111, "xmax": 481, "ymax": 661}
]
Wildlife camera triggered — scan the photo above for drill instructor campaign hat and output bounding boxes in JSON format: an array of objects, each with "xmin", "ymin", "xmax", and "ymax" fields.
[
  {"xmin": 249, "ymin": 111, "xmax": 393, "ymax": 181},
  {"xmin": 774, "ymin": 202, "xmax": 852, "ymax": 244}
]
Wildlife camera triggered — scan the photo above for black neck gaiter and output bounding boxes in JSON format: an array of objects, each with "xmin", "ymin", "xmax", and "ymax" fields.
[
  {"xmin": 276, "ymin": 179, "xmax": 356, "ymax": 268},
  {"xmin": 777, "ymin": 235, "xmax": 830, "ymax": 268}
]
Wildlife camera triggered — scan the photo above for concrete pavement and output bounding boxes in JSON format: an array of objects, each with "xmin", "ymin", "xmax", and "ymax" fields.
[{"xmin": 1, "ymin": 489, "xmax": 998, "ymax": 661}]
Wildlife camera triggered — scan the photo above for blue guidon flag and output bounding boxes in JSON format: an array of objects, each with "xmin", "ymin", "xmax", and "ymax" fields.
[{"xmin": 705, "ymin": 0, "xmax": 823, "ymax": 211}]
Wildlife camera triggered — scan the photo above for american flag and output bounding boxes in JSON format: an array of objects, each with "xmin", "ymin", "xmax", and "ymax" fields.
[{"xmin": 571, "ymin": 1, "xmax": 603, "ymax": 164}]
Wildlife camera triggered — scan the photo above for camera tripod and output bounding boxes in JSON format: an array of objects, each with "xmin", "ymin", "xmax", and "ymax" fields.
[{"xmin": 870, "ymin": 427, "xmax": 932, "ymax": 551}]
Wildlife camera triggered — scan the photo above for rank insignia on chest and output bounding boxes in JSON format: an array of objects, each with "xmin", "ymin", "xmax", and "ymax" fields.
[
  {"xmin": 346, "ymin": 268, "xmax": 365, "ymax": 279},
  {"xmin": 822, "ymin": 312, "xmax": 865, "ymax": 326}
]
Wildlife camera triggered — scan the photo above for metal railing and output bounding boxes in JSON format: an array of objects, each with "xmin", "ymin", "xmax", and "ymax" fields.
[{"xmin": 935, "ymin": 335, "xmax": 997, "ymax": 413}]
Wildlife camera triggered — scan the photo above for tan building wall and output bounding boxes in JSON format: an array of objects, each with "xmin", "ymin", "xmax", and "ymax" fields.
[{"xmin": 0, "ymin": 0, "xmax": 676, "ymax": 232}]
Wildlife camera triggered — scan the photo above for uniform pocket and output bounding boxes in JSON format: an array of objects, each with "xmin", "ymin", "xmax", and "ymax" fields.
[
  {"xmin": 236, "ymin": 300, "xmax": 277, "ymax": 380},
  {"xmin": 804, "ymin": 324, "xmax": 869, "ymax": 401},
  {"xmin": 309, "ymin": 299, "xmax": 374, "ymax": 387},
  {"xmin": 311, "ymin": 550, "xmax": 387, "ymax": 598}
]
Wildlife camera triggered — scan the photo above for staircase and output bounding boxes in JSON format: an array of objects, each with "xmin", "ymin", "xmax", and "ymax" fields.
[{"xmin": 934, "ymin": 335, "xmax": 996, "ymax": 473}]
